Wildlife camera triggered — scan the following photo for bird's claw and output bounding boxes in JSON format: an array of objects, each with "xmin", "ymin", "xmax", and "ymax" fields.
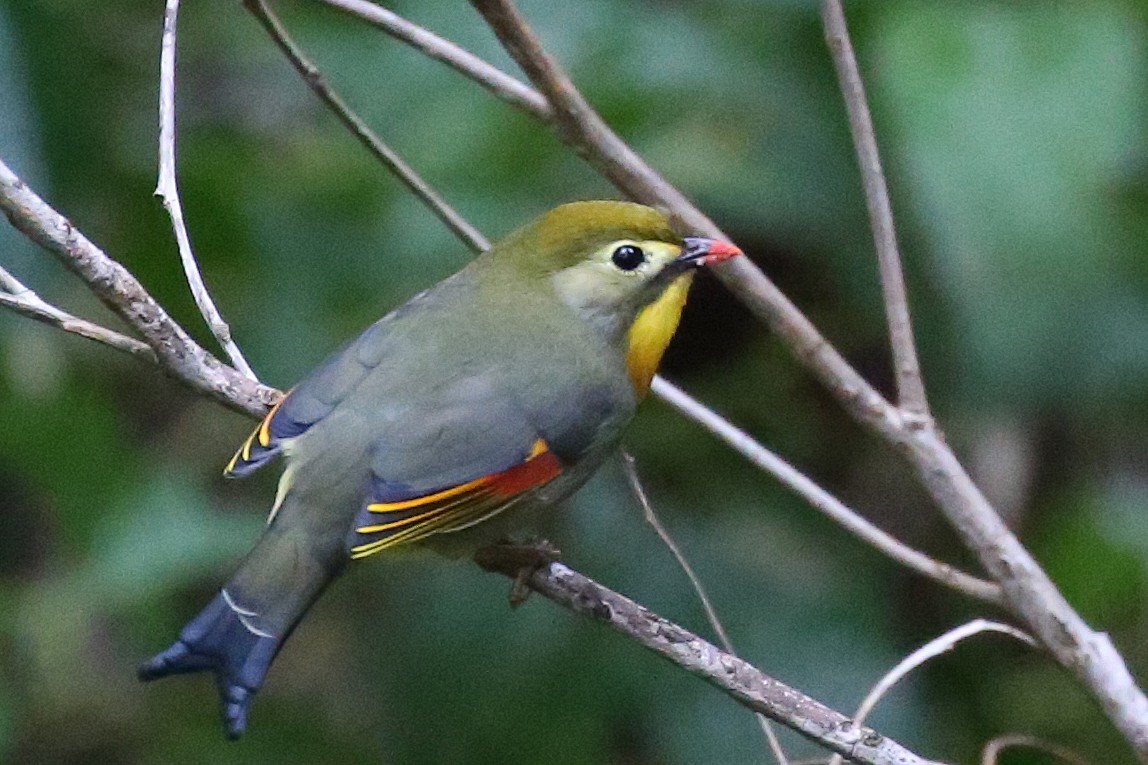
[{"xmin": 474, "ymin": 539, "xmax": 562, "ymax": 607}]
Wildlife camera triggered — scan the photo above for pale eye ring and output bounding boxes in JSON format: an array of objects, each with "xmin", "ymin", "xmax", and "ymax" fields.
[{"xmin": 611, "ymin": 244, "xmax": 646, "ymax": 271}]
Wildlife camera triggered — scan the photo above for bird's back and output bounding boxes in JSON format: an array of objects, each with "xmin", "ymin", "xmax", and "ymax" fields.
[{"xmin": 278, "ymin": 259, "xmax": 638, "ymax": 526}]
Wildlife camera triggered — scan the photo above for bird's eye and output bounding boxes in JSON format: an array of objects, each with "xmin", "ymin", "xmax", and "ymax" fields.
[{"xmin": 611, "ymin": 244, "xmax": 646, "ymax": 271}]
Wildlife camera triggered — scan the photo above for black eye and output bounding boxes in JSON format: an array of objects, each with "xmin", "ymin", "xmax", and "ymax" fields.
[{"xmin": 611, "ymin": 244, "xmax": 646, "ymax": 271}]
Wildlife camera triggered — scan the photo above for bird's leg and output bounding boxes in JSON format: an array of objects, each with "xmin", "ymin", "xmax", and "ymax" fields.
[{"xmin": 474, "ymin": 538, "xmax": 562, "ymax": 607}]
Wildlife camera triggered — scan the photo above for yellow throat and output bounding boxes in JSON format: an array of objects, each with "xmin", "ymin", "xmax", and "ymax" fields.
[{"xmin": 625, "ymin": 272, "xmax": 694, "ymax": 395}]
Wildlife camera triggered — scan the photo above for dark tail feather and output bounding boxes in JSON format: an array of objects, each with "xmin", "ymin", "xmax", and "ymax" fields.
[
  {"xmin": 139, "ymin": 592, "xmax": 280, "ymax": 739},
  {"xmin": 140, "ymin": 492, "xmax": 348, "ymax": 739}
]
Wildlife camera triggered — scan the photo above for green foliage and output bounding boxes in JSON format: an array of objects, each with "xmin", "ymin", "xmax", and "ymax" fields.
[{"xmin": 1, "ymin": 1, "xmax": 1147, "ymax": 763}]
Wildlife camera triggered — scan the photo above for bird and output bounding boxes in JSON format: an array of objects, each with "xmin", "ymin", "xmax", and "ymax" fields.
[{"xmin": 137, "ymin": 200, "xmax": 742, "ymax": 738}]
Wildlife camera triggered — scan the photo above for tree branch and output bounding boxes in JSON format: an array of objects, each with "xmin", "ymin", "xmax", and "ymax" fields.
[
  {"xmin": 245, "ymin": 0, "xmax": 490, "ymax": 254},
  {"xmin": 652, "ymin": 377, "xmax": 1003, "ymax": 605},
  {"xmin": 980, "ymin": 734, "xmax": 1088, "ymax": 765},
  {"xmin": 820, "ymin": 0, "xmax": 928, "ymax": 418},
  {"xmin": 0, "ymin": 266, "xmax": 157, "ymax": 361},
  {"xmin": 480, "ymin": 560, "xmax": 944, "ymax": 765},
  {"xmin": 467, "ymin": 0, "xmax": 701, "ymax": 216},
  {"xmin": 0, "ymin": 156, "xmax": 277, "ymax": 418},
  {"xmin": 156, "ymin": 0, "xmax": 257, "ymax": 379},
  {"xmin": 827, "ymin": 620, "xmax": 1036, "ymax": 765},
  {"xmin": 904, "ymin": 431, "xmax": 1148, "ymax": 756}
]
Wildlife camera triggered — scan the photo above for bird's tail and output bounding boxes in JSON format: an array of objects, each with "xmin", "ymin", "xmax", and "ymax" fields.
[{"xmin": 138, "ymin": 506, "xmax": 346, "ymax": 739}]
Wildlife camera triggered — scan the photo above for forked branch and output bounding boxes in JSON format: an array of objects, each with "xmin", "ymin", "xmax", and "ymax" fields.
[
  {"xmin": 0, "ymin": 265, "xmax": 156, "ymax": 361},
  {"xmin": 0, "ymin": 158, "xmax": 276, "ymax": 418}
]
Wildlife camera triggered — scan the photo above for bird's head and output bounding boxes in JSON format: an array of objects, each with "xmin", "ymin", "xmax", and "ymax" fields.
[{"xmin": 487, "ymin": 200, "xmax": 742, "ymax": 393}]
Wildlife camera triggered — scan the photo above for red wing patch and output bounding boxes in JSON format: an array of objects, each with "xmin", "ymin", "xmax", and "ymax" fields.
[{"xmin": 349, "ymin": 439, "xmax": 562, "ymax": 559}]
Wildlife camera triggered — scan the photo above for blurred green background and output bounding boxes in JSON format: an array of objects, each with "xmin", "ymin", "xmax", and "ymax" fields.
[{"xmin": 2, "ymin": 0, "xmax": 1148, "ymax": 763}]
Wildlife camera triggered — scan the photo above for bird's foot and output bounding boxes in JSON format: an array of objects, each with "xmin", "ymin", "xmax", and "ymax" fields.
[
  {"xmin": 475, "ymin": 538, "xmax": 562, "ymax": 607},
  {"xmin": 138, "ymin": 591, "xmax": 279, "ymax": 739}
]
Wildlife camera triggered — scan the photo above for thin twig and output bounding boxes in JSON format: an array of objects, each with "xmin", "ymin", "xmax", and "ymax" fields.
[
  {"xmin": 477, "ymin": 559, "xmax": 944, "ymax": 765},
  {"xmin": 622, "ymin": 453, "xmax": 790, "ymax": 765},
  {"xmin": 980, "ymin": 734, "xmax": 1088, "ymax": 765},
  {"xmin": 623, "ymin": 452, "xmax": 736, "ymax": 650},
  {"xmin": 468, "ymin": 0, "xmax": 700, "ymax": 217},
  {"xmin": 651, "ymin": 377, "xmax": 1003, "ymax": 604},
  {"xmin": 827, "ymin": 619, "xmax": 1037, "ymax": 765},
  {"xmin": 0, "ymin": 156, "xmax": 277, "ymax": 418},
  {"xmin": 156, "ymin": 0, "xmax": 257, "ymax": 379},
  {"xmin": 820, "ymin": 0, "xmax": 928, "ymax": 419},
  {"xmin": 315, "ymin": 0, "xmax": 552, "ymax": 121},
  {"xmin": 246, "ymin": 0, "xmax": 490, "ymax": 254},
  {"xmin": 0, "ymin": 266, "xmax": 157, "ymax": 361}
]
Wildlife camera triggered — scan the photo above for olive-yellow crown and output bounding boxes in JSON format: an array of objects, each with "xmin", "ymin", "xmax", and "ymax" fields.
[{"xmin": 494, "ymin": 200, "xmax": 682, "ymax": 274}]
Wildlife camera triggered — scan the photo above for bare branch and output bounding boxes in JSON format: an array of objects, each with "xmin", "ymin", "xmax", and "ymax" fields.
[
  {"xmin": 479, "ymin": 559, "xmax": 946, "ymax": 765},
  {"xmin": 622, "ymin": 453, "xmax": 790, "ymax": 765},
  {"xmin": 0, "ymin": 156, "xmax": 277, "ymax": 418},
  {"xmin": 156, "ymin": 0, "xmax": 257, "ymax": 379},
  {"xmin": 315, "ymin": 0, "xmax": 552, "ymax": 121},
  {"xmin": 246, "ymin": 0, "xmax": 490, "ymax": 254},
  {"xmin": 827, "ymin": 620, "xmax": 1037, "ymax": 765},
  {"xmin": 651, "ymin": 377, "xmax": 1003, "ymax": 604},
  {"xmin": 0, "ymin": 266, "xmax": 156, "ymax": 361},
  {"xmin": 820, "ymin": 0, "xmax": 928, "ymax": 418},
  {"xmin": 981, "ymin": 734, "xmax": 1088, "ymax": 765}
]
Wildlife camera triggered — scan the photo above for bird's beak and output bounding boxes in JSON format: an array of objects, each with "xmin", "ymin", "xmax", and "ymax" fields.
[{"xmin": 677, "ymin": 237, "xmax": 744, "ymax": 268}]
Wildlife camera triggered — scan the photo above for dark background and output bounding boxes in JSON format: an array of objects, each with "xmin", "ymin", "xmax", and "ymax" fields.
[{"xmin": 1, "ymin": 1, "xmax": 1147, "ymax": 763}]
